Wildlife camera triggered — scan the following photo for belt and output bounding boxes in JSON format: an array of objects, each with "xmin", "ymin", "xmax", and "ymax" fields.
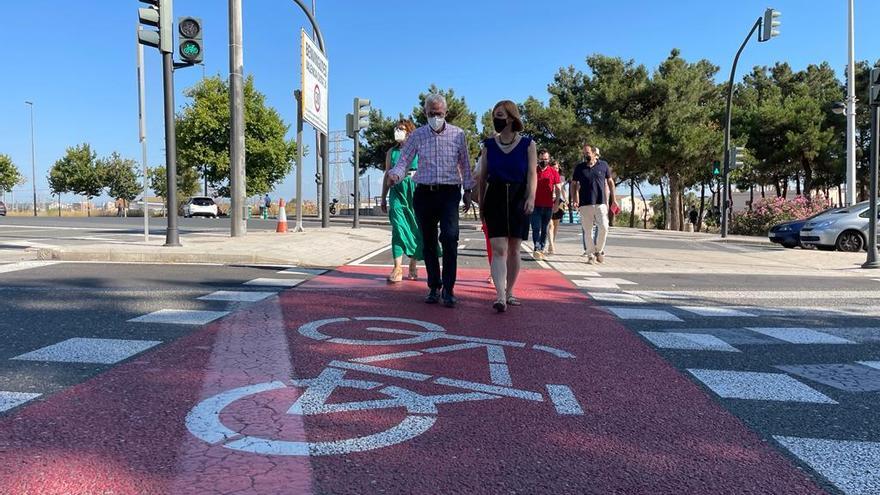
[{"xmin": 416, "ymin": 183, "xmax": 460, "ymax": 191}]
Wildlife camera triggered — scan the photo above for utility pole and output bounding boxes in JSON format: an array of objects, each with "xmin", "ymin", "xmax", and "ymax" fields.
[
  {"xmin": 229, "ymin": 0, "xmax": 246, "ymax": 236},
  {"xmin": 24, "ymin": 101, "xmax": 36, "ymax": 216},
  {"xmin": 845, "ymin": 0, "xmax": 857, "ymax": 205},
  {"xmin": 137, "ymin": 26, "xmax": 150, "ymax": 242}
]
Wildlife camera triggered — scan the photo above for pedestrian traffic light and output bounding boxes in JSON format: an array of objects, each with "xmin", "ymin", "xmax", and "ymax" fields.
[
  {"xmin": 731, "ymin": 147, "xmax": 746, "ymax": 170},
  {"xmin": 178, "ymin": 17, "xmax": 203, "ymax": 64},
  {"xmin": 315, "ymin": 172, "xmax": 323, "ymax": 185},
  {"xmin": 759, "ymin": 8, "xmax": 781, "ymax": 42},
  {"xmin": 870, "ymin": 68, "xmax": 880, "ymax": 107},
  {"xmin": 138, "ymin": 0, "xmax": 172, "ymax": 53},
  {"xmin": 345, "ymin": 113, "xmax": 355, "ymax": 139},
  {"xmin": 711, "ymin": 160, "xmax": 722, "ymax": 177},
  {"xmin": 354, "ymin": 98, "xmax": 371, "ymax": 132}
]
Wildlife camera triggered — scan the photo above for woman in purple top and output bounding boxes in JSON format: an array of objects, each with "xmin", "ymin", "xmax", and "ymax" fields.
[{"xmin": 477, "ymin": 100, "xmax": 537, "ymax": 313}]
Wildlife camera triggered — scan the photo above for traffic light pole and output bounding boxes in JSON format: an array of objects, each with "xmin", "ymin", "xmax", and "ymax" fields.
[
  {"xmin": 162, "ymin": 50, "xmax": 181, "ymax": 246},
  {"xmin": 353, "ymin": 132, "xmax": 360, "ymax": 229},
  {"xmin": 864, "ymin": 104, "xmax": 880, "ymax": 268},
  {"xmin": 294, "ymin": 90, "xmax": 305, "ymax": 232},
  {"xmin": 721, "ymin": 16, "xmax": 762, "ymax": 238}
]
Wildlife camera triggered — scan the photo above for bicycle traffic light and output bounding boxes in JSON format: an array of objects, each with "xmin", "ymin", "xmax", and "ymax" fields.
[
  {"xmin": 870, "ymin": 68, "xmax": 880, "ymax": 107},
  {"xmin": 354, "ymin": 98, "xmax": 371, "ymax": 132},
  {"xmin": 730, "ymin": 147, "xmax": 746, "ymax": 170},
  {"xmin": 137, "ymin": 0, "xmax": 172, "ymax": 53},
  {"xmin": 759, "ymin": 8, "xmax": 781, "ymax": 42},
  {"xmin": 178, "ymin": 17, "xmax": 203, "ymax": 64}
]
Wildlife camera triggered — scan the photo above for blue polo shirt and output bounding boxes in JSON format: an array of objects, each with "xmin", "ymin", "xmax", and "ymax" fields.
[{"xmin": 572, "ymin": 160, "xmax": 611, "ymax": 206}]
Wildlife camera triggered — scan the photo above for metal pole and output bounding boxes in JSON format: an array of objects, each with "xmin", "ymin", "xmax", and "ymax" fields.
[
  {"xmin": 353, "ymin": 132, "xmax": 360, "ymax": 229},
  {"xmin": 162, "ymin": 51, "xmax": 181, "ymax": 246},
  {"xmin": 722, "ymin": 17, "xmax": 762, "ymax": 238},
  {"xmin": 294, "ymin": 90, "xmax": 305, "ymax": 232},
  {"xmin": 864, "ymin": 104, "xmax": 879, "ymax": 268},
  {"xmin": 846, "ymin": 0, "xmax": 857, "ymax": 205},
  {"xmin": 311, "ymin": 0, "xmax": 322, "ymax": 223},
  {"xmin": 137, "ymin": 28, "xmax": 150, "ymax": 242},
  {"xmin": 25, "ymin": 102, "xmax": 36, "ymax": 216},
  {"xmin": 229, "ymin": 0, "xmax": 247, "ymax": 236}
]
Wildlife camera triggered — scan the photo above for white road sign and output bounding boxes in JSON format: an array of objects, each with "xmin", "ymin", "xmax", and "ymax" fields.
[{"xmin": 301, "ymin": 29, "xmax": 328, "ymax": 135}]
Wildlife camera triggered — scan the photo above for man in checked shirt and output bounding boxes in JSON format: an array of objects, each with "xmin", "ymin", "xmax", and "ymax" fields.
[{"xmin": 387, "ymin": 93, "xmax": 475, "ymax": 308}]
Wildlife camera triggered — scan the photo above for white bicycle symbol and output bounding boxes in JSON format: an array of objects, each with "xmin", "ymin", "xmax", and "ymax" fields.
[{"xmin": 186, "ymin": 317, "xmax": 584, "ymax": 456}]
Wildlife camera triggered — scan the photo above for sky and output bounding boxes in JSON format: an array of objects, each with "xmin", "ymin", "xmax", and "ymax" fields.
[{"xmin": 1, "ymin": 0, "xmax": 879, "ymax": 205}]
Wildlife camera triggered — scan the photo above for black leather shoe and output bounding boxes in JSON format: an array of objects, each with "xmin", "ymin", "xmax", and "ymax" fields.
[
  {"xmin": 425, "ymin": 288, "xmax": 441, "ymax": 304},
  {"xmin": 441, "ymin": 290, "xmax": 457, "ymax": 308}
]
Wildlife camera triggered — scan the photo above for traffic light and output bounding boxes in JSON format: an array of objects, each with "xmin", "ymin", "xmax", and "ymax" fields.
[
  {"xmin": 354, "ymin": 98, "xmax": 371, "ymax": 132},
  {"xmin": 731, "ymin": 147, "xmax": 746, "ymax": 170},
  {"xmin": 178, "ymin": 17, "xmax": 203, "ymax": 64},
  {"xmin": 345, "ymin": 113, "xmax": 355, "ymax": 139},
  {"xmin": 138, "ymin": 0, "xmax": 172, "ymax": 53},
  {"xmin": 760, "ymin": 8, "xmax": 781, "ymax": 42},
  {"xmin": 711, "ymin": 160, "xmax": 722, "ymax": 177},
  {"xmin": 315, "ymin": 172, "xmax": 323, "ymax": 185},
  {"xmin": 870, "ymin": 68, "xmax": 880, "ymax": 107}
]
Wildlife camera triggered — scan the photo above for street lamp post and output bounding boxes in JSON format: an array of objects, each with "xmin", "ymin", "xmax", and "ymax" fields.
[
  {"xmin": 845, "ymin": 0, "xmax": 857, "ymax": 205},
  {"xmin": 24, "ymin": 101, "xmax": 37, "ymax": 216}
]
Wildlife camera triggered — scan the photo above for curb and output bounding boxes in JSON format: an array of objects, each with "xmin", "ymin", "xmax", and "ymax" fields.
[{"xmin": 36, "ymin": 247, "xmax": 331, "ymax": 267}]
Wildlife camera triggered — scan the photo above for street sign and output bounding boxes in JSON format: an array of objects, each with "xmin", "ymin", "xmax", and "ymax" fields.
[{"xmin": 301, "ymin": 29, "xmax": 328, "ymax": 135}]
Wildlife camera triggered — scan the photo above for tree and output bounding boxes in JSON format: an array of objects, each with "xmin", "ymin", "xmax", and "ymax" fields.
[
  {"xmin": 148, "ymin": 165, "xmax": 199, "ymax": 204},
  {"xmin": 176, "ymin": 75, "xmax": 299, "ymax": 197},
  {"xmin": 0, "ymin": 154, "xmax": 25, "ymax": 193},
  {"xmin": 99, "ymin": 152, "xmax": 142, "ymax": 215},
  {"xmin": 50, "ymin": 144, "xmax": 102, "ymax": 216},
  {"xmin": 358, "ymin": 109, "xmax": 400, "ymax": 173},
  {"xmin": 413, "ymin": 85, "xmax": 481, "ymax": 160}
]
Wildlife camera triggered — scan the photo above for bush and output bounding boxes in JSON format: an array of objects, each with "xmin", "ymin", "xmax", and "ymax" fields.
[{"xmin": 729, "ymin": 196, "xmax": 830, "ymax": 236}]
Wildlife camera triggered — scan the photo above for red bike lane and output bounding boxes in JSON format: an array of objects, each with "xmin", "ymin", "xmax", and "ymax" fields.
[{"xmin": 0, "ymin": 266, "xmax": 827, "ymax": 494}]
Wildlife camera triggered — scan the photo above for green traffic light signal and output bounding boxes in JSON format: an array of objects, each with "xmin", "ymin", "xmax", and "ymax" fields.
[
  {"xmin": 712, "ymin": 160, "xmax": 721, "ymax": 176},
  {"xmin": 181, "ymin": 40, "xmax": 201, "ymax": 58}
]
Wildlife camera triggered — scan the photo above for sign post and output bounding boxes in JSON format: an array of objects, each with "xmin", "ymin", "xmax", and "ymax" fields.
[{"xmin": 300, "ymin": 29, "xmax": 328, "ymax": 230}]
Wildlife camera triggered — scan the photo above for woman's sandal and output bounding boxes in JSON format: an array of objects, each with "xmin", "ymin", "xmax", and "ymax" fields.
[
  {"xmin": 387, "ymin": 267, "xmax": 403, "ymax": 283},
  {"xmin": 492, "ymin": 300, "xmax": 507, "ymax": 313},
  {"xmin": 506, "ymin": 295, "xmax": 521, "ymax": 306},
  {"xmin": 407, "ymin": 266, "xmax": 418, "ymax": 281}
]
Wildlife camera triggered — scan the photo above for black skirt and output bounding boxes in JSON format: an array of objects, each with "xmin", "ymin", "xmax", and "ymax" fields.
[{"xmin": 483, "ymin": 182, "xmax": 529, "ymax": 240}]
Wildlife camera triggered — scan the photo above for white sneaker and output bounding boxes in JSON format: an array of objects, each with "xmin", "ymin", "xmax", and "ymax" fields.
[
  {"xmin": 585, "ymin": 254, "xmax": 595, "ymax": 265},
  {"xmin": 581, "ymin": 250, "xmax": 589, "ymax": 258},
  {"xmin": 595, "ymin": 252, "xmax": 605, "ymax": 264}
]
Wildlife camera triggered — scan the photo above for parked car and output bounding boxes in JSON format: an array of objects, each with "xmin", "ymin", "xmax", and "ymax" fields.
[
  {"xmin": 767, "ymin": 208, "xmax": 840, "ymax": 249},
  {"xmin": 182, "ymin": 196, "xmax": 218, "ymax": 218},
  {"xmin": 799, "ymin": 201, "xmax": 879, "ymax": 252},
  {"xmin": 0, "ymin": 201, "xmax": 6, "ymax": 216}
]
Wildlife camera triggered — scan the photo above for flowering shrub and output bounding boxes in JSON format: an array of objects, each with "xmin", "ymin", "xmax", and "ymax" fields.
[{"xmin": 730, "ymin": 196, "xmax": 831, "ymax": 236}]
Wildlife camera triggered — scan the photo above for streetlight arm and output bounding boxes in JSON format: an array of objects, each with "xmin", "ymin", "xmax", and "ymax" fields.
[{"xmin": 290, "ymin": 0, "xmax": 324, "ymax": 53}]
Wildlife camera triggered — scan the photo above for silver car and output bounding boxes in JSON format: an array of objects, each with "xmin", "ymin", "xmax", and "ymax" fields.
[{"xmin": 799, "ymin": 201, "xmax": 879, "ymax": 252}]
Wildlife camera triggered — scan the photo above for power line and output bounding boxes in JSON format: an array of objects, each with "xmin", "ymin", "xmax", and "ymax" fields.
[{"xmin": 329, "ymin": 131, "xmax": 350, "ymax": 202}]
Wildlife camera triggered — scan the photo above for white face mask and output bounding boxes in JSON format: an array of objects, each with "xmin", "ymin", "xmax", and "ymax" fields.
[
  {"xmin": 394, "ymin": 129, "xmax": 407, "ymax": 142},
  {"xmin": 428, "ymin": 116, "xmax": 445, "ymax": 131}
]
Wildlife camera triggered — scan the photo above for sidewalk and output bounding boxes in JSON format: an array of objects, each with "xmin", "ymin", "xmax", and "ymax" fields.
[{"xmin": 36, "ymin": 226, "xmax": 392, "ymax": 267}]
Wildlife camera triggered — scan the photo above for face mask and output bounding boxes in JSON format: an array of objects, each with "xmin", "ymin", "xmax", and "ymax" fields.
[
  {"xmin": 538, "ymin": 160, "xmax": 548, "ymax": 167},
  {"xmin": 393, "ymin": 129, "xmax": 406, "ymax": 142},
  {"xmin": 428, "ymin": 116, "xmax": 445, "ymax": 131},
  {"xmin": 493, "ymin": 117, "xmax": 508, "ymax": 133}
]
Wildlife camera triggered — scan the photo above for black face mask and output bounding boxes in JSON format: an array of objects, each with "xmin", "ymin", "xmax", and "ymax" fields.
[
  {"xmin": 538, "ymin": 160, "xmax": 548, "ymax": 167},
  {"xmin": 493, "ymin": 117, "xmax": 508, "ymax": 133}
]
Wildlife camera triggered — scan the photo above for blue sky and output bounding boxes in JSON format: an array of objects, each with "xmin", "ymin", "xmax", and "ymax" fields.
[{"xmin": 1, "ymin": 0, "xmax": 879, "ymax": 203}]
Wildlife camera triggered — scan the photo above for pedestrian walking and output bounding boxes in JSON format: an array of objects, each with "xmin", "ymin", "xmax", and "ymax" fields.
[
  {"xmin": 478, "ymin": 100, "xmax": 537, "ymax": 312},
  {"xmin": 380, "ymin": 119, "xmax": 423, "ymax": 283},
  {"xmin": 387, "ymin": 93, "xmax": 475, "ymax": 308},
  {"xmin": 571, "ymin": 143, "xmax": 616, "ymax": 264},
  {"xmin": 263, "ymin": 194, "xmax": 271, "ymax": 219},
  {"xmin": 547, "ymin": 160, "xmax": 566, "ymax": 254},
  {"xmin": 530, "ymin": 149, "xmax": 562, "ymax": 259}
]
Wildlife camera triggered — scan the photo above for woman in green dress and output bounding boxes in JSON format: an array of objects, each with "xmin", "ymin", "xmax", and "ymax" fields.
[{"xmin": 380, "ymin": 119, "xmax": 422, "ymax": 283}]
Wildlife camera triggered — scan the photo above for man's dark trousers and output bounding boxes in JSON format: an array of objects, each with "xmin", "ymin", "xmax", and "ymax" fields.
[
  {"xmin": 530, "ymin": 206, "xmax": 552, "ymax": 251},
  {"xmin": 413, "ymin": 185, "xmax": 461, "ymax": 293}
]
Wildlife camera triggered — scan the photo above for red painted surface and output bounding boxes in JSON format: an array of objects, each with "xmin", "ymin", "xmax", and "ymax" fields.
[{"xmin": 0, "ymin": 266, "xmax": 827, "ymax": 495}]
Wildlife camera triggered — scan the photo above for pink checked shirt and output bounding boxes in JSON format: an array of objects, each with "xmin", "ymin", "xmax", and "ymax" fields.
[{"xmin": 388, "ymin": 123, "xmax": 475, "ymax": 190}]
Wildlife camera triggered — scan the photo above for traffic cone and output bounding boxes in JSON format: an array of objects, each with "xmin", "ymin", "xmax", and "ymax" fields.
[{"xmin": 276, "ymin": 199, "xmax": 288, "ymax": 233}]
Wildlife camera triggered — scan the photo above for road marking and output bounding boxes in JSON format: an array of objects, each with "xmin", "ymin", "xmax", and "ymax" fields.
[
  {"xmin": 676, "ymin": 306, "xmax": 757, "ymax": 317},
  {"xmin": 277, "ymin": 267, "xmax": 328, "ymax": 275},
  {"xmin": 489, "ymin": 363, "xmax": 513, "ymax": 386},
  {"xmin": 859, "ymin": 361, "xmax": 880, "ymax": 370},
  {"xmin": 573, "ymin": 279, "xmax": 622, "ymax": 289},
  {"xmin": 329, "ymin": 360, "xmax": 433, "ymax": 382},
  {"xmin": 604, "ymin": 307, "xmax": 683, "ymax": 322},
  {"xmin": 629, "ymin": 290, "xmax": 880, "ymax": 300},
  {"xmin": 197, "ymin": 291, "xmax": 277, "ymax": 302},
  {"xmin": 774, "ymin": 436, "xmax": 880, "ymax": 495},
  {"xmin": 560, "ymin": 270, "xmax": 601, "ymax": 277},
  {"xmin": 433, "ymin": 377, "xmax": 544, "ymax": 401},
  {"xmin": 588, "ymin": 292, "xmax": 645, "ymax": 303},
  {"xmin": 0, "ymin": 391, "xmax": 41, "ymax": 413},
  {"xmin": 687, "ymin": 369, "xmax": 837, "ymax": 404},
  {"xmin": 0, "ymin": 261, "xmax": 58, "ymax": 274},
  {"xmin": 545, "ymin": 385, "xmax": 584, "ymax": 415},
  {"xmin": 640, "ymin": 332, "xmax": 740, "ymax": 352},
  {"xmin": 351, "ymin": 351, "xmax": 424, "ymax": 363},
  {"xmin": 746, "ymin": 327, "xmax": 856, "ymax": 345},
  {"xmin": 243, "ymin": 277, "xmax": 305, "ymax": 287},
  {"xmin": 129, "ymin": 309, "xmax": 230, "ymax": 325},
  {"xmin": 348, "ymin": 244, "xmax": 392, "ymax": 265},
  {"xmin": 11, "ymin": 338, "xmax": 161, "ymax": 365}
]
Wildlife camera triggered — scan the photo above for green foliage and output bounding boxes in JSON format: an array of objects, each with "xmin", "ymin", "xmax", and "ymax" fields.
[
  {"xmin": 0, "ymin": 154, "xmax": 25, "ymax": 192},
  {"xmin": 148, "ymin": 165, "xmax": 200, "ymax": 201},
  {"xmin": 176, "ymin": 75, "xmax": 298, "ymax": 197},
  {"xmin": 99, "ymin": 152, "xmax": 142, "ymax": 203},
  {"xmin": 48, "ymin": 144, "xmax": 102, "ymax": 216},
  {"xmin": 358, "ymin": 109, "xmax": 401, "ymax": 173}
]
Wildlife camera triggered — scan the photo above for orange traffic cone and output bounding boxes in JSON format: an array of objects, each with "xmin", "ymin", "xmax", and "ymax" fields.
[{"xmin": 276, "ymin": 199, "xmax": 288, "ymax": 233}]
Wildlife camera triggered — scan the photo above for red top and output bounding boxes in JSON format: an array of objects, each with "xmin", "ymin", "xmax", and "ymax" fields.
[{"xmin": 534, "ymin": 166, "xmax": 561, "ymax": 208}]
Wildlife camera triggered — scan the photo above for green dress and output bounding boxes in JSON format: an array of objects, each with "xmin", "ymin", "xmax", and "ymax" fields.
[{"xmin": 389, "ymin": 148, "xmax": 423, "ymax": 260}]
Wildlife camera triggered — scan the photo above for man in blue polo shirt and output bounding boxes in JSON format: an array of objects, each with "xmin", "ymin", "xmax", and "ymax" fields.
[{"xmin": 570, "ymin": 143, "xmax": 616, "ymax": 264}]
